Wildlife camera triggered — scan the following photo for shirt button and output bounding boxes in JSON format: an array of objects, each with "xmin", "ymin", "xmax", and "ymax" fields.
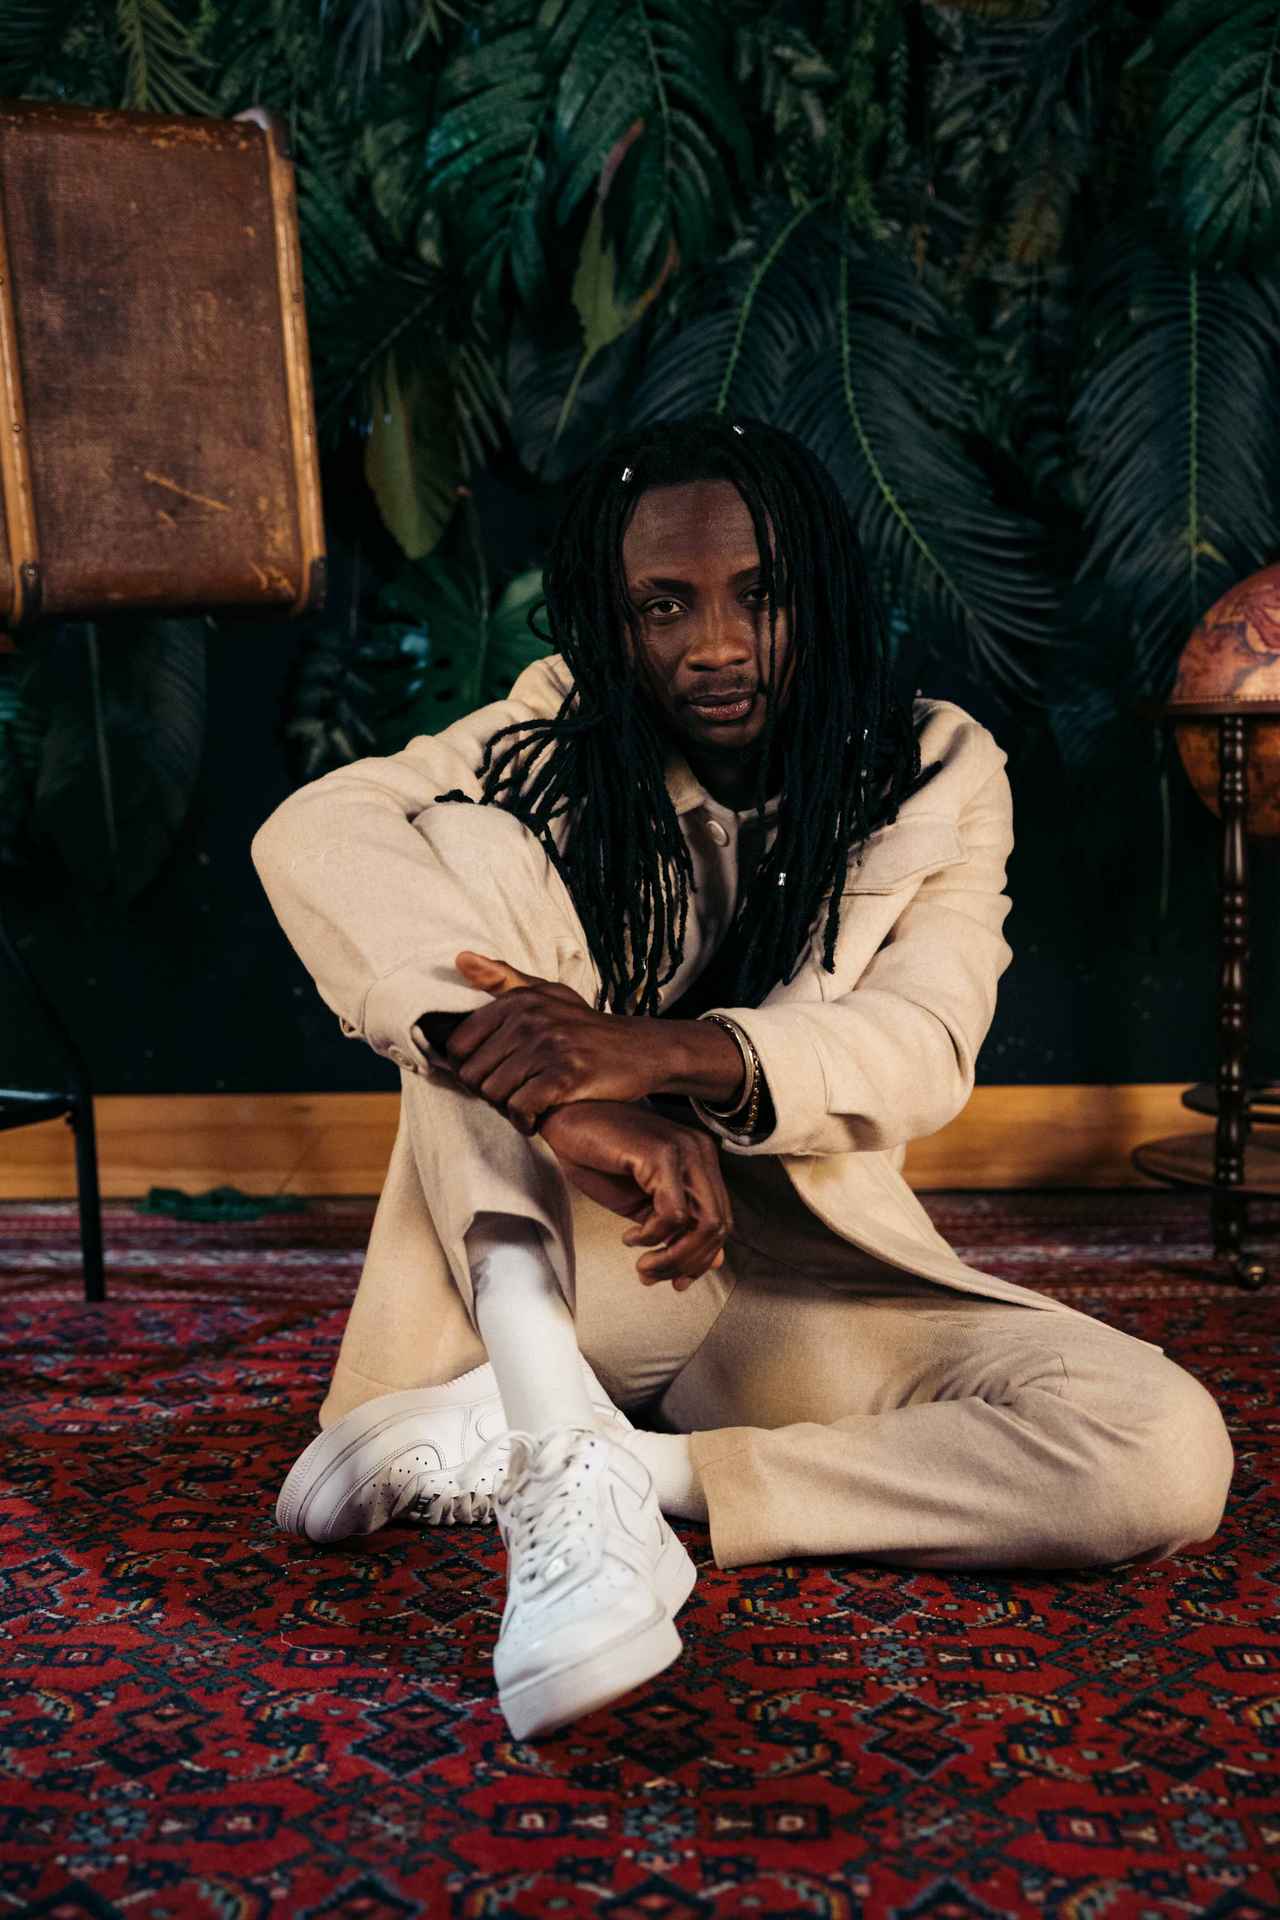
[{"xmin": 706, "ymin": 818, "xmax": 730, "ymax": 846}]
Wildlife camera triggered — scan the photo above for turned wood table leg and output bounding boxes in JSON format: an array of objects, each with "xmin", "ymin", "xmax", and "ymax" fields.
[{"xmin": 1214, "ymin": 714, "xmax": 1266, "ymax": 1288}]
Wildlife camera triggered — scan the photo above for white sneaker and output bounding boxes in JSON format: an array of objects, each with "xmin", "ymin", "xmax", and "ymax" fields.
[
  {"xmin": 489, "ymin": 1423, "xmax": 697, "ymax": 1742},
  {"xmin": 274, "ymin": 1359, "xmax": 631, "ymax": 1543}
]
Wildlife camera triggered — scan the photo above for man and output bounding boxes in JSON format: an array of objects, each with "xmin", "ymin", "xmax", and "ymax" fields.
[{"xmin": 252, "ymin": 415, "xmax": 1233, "ymax": 1744}]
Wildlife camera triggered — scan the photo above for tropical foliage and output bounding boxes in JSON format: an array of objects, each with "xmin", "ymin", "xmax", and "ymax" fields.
[{"xmin": 3, "ymin": 0, "xmax": 1280, "ymax": 898}]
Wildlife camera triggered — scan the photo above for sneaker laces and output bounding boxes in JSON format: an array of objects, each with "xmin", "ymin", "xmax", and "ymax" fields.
[
  {"xmin": 493, "ymin": 1424, "xmax": 604, "ymax": 1590},
  {"xmin": 393, "ymin": 1405, "xmax": 624, "ymax": 1530},
  {"xmin": 399, "ymin": 1432, "xmax": 513, "ymax": 1527},
  {"xmin": 404, "ymin": 1484, "xmax": 498, "ymax": 1526}
]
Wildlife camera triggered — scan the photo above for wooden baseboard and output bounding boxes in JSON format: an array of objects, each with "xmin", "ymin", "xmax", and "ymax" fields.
[{"xmin": 0, "ymin": 1085, "xmax": 1216, "ymax": 1200}]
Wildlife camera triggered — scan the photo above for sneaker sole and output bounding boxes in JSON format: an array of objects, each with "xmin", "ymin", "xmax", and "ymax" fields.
[
  {"xmin": 275, "ymin": 1382, "xmax": 504, "ymax": 1541},
  {"xmin": 498, "ymin": 1530, "xmax": 698, "ymax": 1741},
  {"xmin": 500, "ymin": 1604, "xmax": 684, "ymax": 1741}
]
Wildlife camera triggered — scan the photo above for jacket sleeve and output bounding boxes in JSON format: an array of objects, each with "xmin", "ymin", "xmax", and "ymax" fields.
[
  {"xmin": 695, "ymin": 742, "xmax": 1015, "ymax": 1158},
  {"xmin": 249, "ymin": 660, "xmax": 570, "ymax": 1069}
]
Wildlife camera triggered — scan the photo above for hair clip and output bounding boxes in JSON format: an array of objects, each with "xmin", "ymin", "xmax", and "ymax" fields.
[
  {"xmin": 731, "ymin": 424, "xmax": 744, "ymax": 436},
  {"xmin": 620, "ymin": 465, "xmax": 633, "ymax": 483},
  {"xmin": 777, "ymin": 870, "xmax": 786, "ymax": 886}
]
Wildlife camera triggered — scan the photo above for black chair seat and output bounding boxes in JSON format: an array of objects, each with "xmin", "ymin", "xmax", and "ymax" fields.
[{"xmin": 0, "ymin": 1087, "xmax": 74, "ymax": 1131}]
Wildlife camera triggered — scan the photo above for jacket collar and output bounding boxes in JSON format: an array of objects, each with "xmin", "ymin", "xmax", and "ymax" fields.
[{"xmin": 663, "ymin": 747, "xmax": 781, "ymax": 825}]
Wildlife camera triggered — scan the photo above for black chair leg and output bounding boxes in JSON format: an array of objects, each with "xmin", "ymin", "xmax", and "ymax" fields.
[
  {"xmin": 1, "ymin": 899, "xmax": 107, "ymax": 1302},
  {"xmin": 68, "ymin": 1091, "xmax": 105, "ymax": 1304}
]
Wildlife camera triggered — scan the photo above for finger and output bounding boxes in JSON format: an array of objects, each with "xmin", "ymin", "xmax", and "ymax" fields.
[
  {"xmin": 443, "ymin": 998, "xmax": 509, "ymax": 1063},
  {"xmin": 636, "ymin": 1218, "xmax": 727, "ymax": 1283},
  {"xmin": 626, "ymin": 1169, "xmax": 692, "ymax": 1259},
  {"xmin": 505, "ymin": 1073, "xmax": 572, "ymax": 1134},
  {"xmin": 457, "ymin": 1011, "xmax": 562, "ymax": 1098},
  {"xmin": 634, "ymin": 1196, "xmax": 727, "ymax": 1280},
  {"xmin": 622, "ymin": 1215, "xmax": 677, "ymax": 1248},
  {"xmin": 446, "ymin": 992, "xmax": 546, "ymax": 1064},
  {"xmin": 624, "ymin": 1145, "xmax": 724, "ymax": 1274},
  {"xmin": 455, "ymin": 951, "xmax": 534, "ymax": 993},
  {"xmin": 668, "ymin": 1247, "xmax": 725, "ymax": 1293},
  {"xmin": 636, "ymin": 1160, "xmax": 730, "ymax": 1280}
]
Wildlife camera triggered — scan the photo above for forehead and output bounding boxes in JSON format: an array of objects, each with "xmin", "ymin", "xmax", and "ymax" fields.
[{"xmin": 621, "ymin": 479, "xmax": 773, "ymax": 574}]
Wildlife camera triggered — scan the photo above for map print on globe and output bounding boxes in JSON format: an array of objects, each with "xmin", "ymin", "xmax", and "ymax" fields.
[{"xmin": 1171, "ymin": 562, "xmax": 1280, "ymax": 837}]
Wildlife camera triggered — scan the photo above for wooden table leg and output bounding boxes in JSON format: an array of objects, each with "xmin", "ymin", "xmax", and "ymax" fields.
[{"xmin": 1215, "ymin": 713, "xmax": 1267, "ymax": 1288}]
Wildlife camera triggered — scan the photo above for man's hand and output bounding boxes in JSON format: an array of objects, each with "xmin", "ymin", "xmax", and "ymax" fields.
[
  {"xmin": 439, "ymin": 951, "xmax": 666, "ymax": 1130},
  {"xmin": 539, "ymin": 1101, "xmax": 733, "ymax": 1291}
]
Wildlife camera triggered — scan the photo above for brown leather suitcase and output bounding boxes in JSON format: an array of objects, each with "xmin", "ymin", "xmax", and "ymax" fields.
[{"xmin": 0, "ymin": 99, "xmax": 326, "ymax": 644}]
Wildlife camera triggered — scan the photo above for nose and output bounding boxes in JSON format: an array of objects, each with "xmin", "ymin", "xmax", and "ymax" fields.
[{"xmin": 684, "ymin": 597, "xmax": 755, "ymax": 674}]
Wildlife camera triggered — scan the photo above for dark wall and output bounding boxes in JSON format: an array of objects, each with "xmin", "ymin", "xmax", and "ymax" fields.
[{"xmin": 2, "ymin": 628, "xmax": 1277, "ymax": 1097}]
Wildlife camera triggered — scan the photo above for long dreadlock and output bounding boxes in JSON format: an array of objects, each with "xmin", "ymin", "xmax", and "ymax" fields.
[{"xmin": 468, "ymin": 414, "xmax": 942, "ymax": 1015}]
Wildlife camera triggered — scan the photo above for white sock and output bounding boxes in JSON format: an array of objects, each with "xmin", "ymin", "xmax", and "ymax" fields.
[
  {"xmin": 465, "ymin": 1212, "xmax": 596, "ymax": 1439},
  {"xmin": 624, "ymin": 1429, "xmax": 708, "ymax": 1522}
]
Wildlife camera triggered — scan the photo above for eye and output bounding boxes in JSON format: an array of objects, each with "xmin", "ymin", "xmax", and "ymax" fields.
[
  {"xmin": 642, "ymin": 597, "xmax": 683, "ymax": 619},
  {"xmin": 743, "ymin": 585, "xmax": 771, "ymax": 606}
]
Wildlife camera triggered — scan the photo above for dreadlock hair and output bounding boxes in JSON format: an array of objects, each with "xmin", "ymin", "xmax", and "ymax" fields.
[{"xmin": 471, "ymin": 413, "xmax": 942, "ymax": 1015}]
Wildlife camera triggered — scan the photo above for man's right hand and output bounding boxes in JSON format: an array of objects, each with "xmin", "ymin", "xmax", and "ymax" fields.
[{"xmin": 538, "ymin": 1100, "xmax": 733, "ymax": 1292}]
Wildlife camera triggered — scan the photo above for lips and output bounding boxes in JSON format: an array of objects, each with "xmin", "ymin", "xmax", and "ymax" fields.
[{"xmin": 686, "ymin": 690, "xmax": 757, "ymax": 722}]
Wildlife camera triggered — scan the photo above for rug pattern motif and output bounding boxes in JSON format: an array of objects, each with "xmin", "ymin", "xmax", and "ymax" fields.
[{"xmin": 1, "ymin": 1193, "xmax": 1277, "ymax": 1917}]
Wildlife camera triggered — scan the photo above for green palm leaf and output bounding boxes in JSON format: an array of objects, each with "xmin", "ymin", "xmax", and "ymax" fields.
[
  {"xmin": 424, "ymin": 0, "xmax": 555, "ymax": 307},
  {"xmin": 286, "ymin": 551, "xmax": 548, "ymax": 774},
  {"xmin": 320, "ymin": 0, "xmax": 456, "ymax": 104},
  {"xmin": 0, "ymin": 648, "xmax": 42, "ymax": 874},
  {"xmin": 508, "ymin": 301, "xmax": 647, "ymax": 483},
  {"xmin": 353, "ymin": 69, "xmax": 446, "ymax": 248},
  {"xmin": 363, "ymin": 349, "xmax": 463, "ymax": 560},
  {"xmin": 623, "ymin": 199, "xmax": 833, "ymax": 426},
  {"xmin": 21, "ymin": 617, "xmax": 207, "ymax": 902},
  {"xmin": 297, "ymin": 126, "xmax": 507, "ymax": 555},
  {"xmin": 376, "ymin": 553, "xmax": 550, "ymax": 738},
  {"xmin": 1147, "ymin": 0, "xmax": 1280, "ymax": 268},
  {"xmin": 787, "ymin": 239, "xmax": 1058, "ymax": 695},
  {"xmin": 0, "ymin": 0, "xmax": 83, "ymax": 92},
  {"xmin": 548, "ymin": 0, "xmax": 751, "ymax": 303},
  {"xmin": 116, "ymin": 0, "xmax": 217, "ymax": 115},
  {"xmin": 1068, "ymin": 229, "xmax": 1280, "ymax": 702},
  {"xmin": 507, "ymin": 185, "xmax": 670, "ymax": 477},
  {"xmin": 294, "ymin": 130, "xmax": 450, "ymax": 445},
  {"xmin": 206, "ymin": 0, "xmax": 329, "ymax": 121}
]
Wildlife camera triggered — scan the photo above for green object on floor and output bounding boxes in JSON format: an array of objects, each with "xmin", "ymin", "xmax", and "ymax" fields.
[{"xmin": 137, "ymin": 1185, "xmax": 310, "ymax": 1221}]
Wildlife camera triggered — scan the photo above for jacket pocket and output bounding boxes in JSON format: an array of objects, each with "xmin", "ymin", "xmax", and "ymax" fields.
[
  {"xmin": 842, "ymin": 816, "xmax": 966, "ymax": 894},
  {"xmin": 802, "ymin": 817, "xmax": 969, "ymax": 1004}
]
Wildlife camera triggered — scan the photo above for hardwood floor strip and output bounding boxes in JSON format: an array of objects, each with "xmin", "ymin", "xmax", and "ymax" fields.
[{"xmin": 0, "ymin": 1086, "xmax": 1208, "ymax": 1199}]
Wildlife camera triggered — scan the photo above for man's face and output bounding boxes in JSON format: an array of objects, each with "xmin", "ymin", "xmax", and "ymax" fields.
[{"xmin": 620, "ymin": 479, "xmax": 793, "ymax": 762}]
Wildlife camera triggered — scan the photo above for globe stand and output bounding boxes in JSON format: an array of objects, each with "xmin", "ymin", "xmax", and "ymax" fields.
[{"xmin": 1132, "ymin": 705, "xmax": 1279, "ymax": 1290}]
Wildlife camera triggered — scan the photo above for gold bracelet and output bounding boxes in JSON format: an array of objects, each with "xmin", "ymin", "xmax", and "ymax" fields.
[{"xmin": 699, "ymin": 1014, "xmax": 762, "ymax": 1135}]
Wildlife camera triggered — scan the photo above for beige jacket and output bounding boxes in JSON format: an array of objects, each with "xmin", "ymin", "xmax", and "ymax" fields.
[{"xmin": 252, "ymin": 652, "xmax": 1158, "ymax": 1351}]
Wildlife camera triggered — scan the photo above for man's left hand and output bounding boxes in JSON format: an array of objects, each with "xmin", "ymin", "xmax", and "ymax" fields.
[{"xmin": 441, "ymin": 951, "xmax": 663, "ymax": 1132}]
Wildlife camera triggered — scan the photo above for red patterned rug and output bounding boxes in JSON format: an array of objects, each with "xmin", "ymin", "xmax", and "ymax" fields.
[{"xmin": 1, "ymin": 1191, "xmax": 1277, "ymax": 1917}]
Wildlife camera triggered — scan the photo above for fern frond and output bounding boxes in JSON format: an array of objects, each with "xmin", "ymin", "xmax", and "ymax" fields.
[
  {"xmin": 624, "ymin": 198, "xmax": 836, "ymax": 427},
  {"xmin": 116, "ymin": 0, "xmax": 217, "ymax": 114},
  {"xmin": 783, "ymin": 238, "xmax": 1059, "ymax": 697},
  {"xmin": 1146, "ymin": 0, "xmax": 1280, "ymax": 268},
  {"xmin": 1068, "ymin": 226, "xmax": 1280, "ymax": 693}
]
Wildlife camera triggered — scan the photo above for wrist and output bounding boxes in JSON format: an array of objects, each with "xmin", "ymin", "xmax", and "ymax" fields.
[
  {"xmin": 647, "ymin": 1016, "xmax": 746, "ymax": 1106},
  {"xmin": 538, "ymin": 1097, "xmax": 620, "ymax": 1144}
]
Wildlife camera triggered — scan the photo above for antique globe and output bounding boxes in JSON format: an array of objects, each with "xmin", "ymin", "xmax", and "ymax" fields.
[{"xmin": 1170, "ymin": 563, "xmax": 1280, "ymax": 836}]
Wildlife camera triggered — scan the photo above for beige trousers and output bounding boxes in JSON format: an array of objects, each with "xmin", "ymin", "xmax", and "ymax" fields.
[{"xmin": 317, "ymin": 809, "xmax": 1235, "ymax": 1574}]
